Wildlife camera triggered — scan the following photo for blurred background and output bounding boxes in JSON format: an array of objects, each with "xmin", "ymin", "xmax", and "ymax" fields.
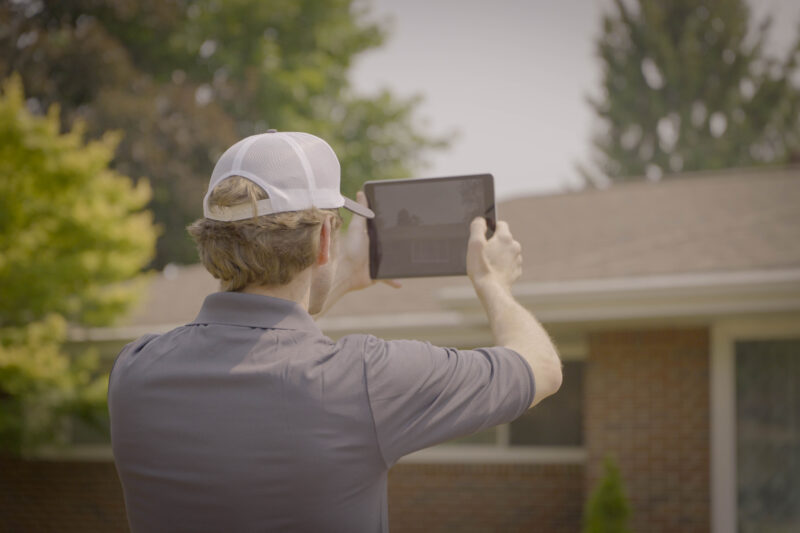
[{"xmin": 1, "ymin": 1, "xmax": 799, "ymax": 532}]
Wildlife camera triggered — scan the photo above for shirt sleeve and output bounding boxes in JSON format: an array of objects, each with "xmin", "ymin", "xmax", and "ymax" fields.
[{"xmin": 361, "ymin": 335, "xmax": 535, "ymax": 466}]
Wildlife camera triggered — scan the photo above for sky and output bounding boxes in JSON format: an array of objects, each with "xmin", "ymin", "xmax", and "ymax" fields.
[{"xmin": 350, "ymin": 0, "xmax": 800, "ymax": 201}]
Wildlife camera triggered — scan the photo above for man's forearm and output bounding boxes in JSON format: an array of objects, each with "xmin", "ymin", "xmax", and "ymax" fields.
[{"xmin": 474, "ymin": 278, "xmax": 562, "ymax": 407}]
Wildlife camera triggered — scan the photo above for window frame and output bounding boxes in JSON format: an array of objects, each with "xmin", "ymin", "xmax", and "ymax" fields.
[{"xmin": 710, "ymin": 314, "xmax": 800, "ymax": 533}]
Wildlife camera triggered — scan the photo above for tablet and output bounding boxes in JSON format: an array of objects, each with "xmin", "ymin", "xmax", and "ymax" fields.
[{"xmin": 364, "ymin": 174, "xmax": 496, "ymax": 279}]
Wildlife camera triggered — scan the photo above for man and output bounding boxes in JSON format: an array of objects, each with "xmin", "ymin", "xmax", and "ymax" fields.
[{"xmin": 109, "ymin": 131, "xmax": 562, "ymax": 532}]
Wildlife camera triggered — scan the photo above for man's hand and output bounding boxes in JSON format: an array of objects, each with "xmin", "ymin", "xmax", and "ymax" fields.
[
  {"xmin": 467, "ymin": 217, "xmax": 523, "ymax": 293},
  {"xmin": 314, "ymin": 191, "xmax": 399, "ymax": 318},
  {"xmin": 337, "ymin": 191, "xmax": 401, "ymax": 293},
  {"xmin": 336, "ymin": 191, "xmax": 376, "ymax": 292}
]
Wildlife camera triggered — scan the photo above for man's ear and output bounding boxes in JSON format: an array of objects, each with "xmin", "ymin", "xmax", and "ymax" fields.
[{"xmin": 317, "ymin": 217, "xmax": 332, "ymax": 266}]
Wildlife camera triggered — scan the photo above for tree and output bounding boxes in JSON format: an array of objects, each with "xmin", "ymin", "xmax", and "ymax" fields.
[
  {"xmin": 0, "ymin": 315, "xmax": 107, "ymax": 455},
  {"xmin": 583, "ymin": 0, "xmax": 800, "ymax": 184},
  {"xmin": 0, "ymin": 0, "xmax": 447, "ymax": 266},
  {"xmin": 583, "ymin": 457, "xmax": 632, "ymax": 533},
  {"xmin": 0, "ymin": 74, "xmax": 157, "ymax": 454}
]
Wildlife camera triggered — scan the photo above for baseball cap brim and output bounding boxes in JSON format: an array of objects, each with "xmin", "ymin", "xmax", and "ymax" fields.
[{"xmin": 343, "ymin": 196, "xmax": 375, "ymax": 219}]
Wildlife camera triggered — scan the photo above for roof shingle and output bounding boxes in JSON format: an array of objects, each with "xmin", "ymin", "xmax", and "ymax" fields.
[{"xmin": 122, "ymin": 167, "xmax": 800, "ymax": 326}]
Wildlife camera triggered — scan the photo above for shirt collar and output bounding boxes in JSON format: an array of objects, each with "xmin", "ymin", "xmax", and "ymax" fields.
[{"xmin": 189, "ymin": 291, "xmax": 322, "ymax": 334}]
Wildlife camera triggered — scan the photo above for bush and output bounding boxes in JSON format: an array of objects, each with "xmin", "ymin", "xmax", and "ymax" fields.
[{"xmin": 583, "ymin": 456, "xmax": 632, "ymax": 533}]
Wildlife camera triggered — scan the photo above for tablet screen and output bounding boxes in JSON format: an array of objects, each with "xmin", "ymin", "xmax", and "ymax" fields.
[{"xmin": 364, "ymin": 174, "xmax": 495, "ymax": 279}]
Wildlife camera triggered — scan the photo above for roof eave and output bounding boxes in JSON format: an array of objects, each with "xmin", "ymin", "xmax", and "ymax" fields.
[
  {"xmin": 67, "ymin": 268, "xmax": 800, "ymax": 343},
  {"xmin": 440, "ymin": 268, "xmax": 800, "ymax": 321}
]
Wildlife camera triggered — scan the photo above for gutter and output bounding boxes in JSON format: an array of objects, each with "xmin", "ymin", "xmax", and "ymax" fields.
[{"xmin": 440, "ymin": 268, "xmax": 800, "ymax": 322}]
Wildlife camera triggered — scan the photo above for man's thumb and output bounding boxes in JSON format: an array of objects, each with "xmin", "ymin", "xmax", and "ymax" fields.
[{"xmin": 469, "ymin": 217, "xmax": 488, "ymax": 244}]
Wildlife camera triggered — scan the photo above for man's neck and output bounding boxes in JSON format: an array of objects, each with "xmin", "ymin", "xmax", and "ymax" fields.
[{"xmin": 242, "ymin": 270, "xmax": 311, "ymax": 310}]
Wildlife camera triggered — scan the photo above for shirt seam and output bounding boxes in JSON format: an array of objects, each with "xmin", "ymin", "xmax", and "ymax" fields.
[{"xmin": 361, "ymin": 335, "xmax": 392, "ymax": 469}]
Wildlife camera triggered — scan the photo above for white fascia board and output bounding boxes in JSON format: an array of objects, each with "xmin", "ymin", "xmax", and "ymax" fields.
[
  {"xmin": 68, "ymin": 269, "xmax": 800, "ymax": 342},
  {"xmin": 440, "ymin": 268, "xmax": 800, "ymax": 303},
  {"xmin": 66, "ymin": 313, "xmax": 493, "ymax": 347},
  {"xmin": 68, "ymin": 323, "xmax": 184, "ymax": 343},
  {"xmin": 439, "ymin": 268, "xmax": 800, "ymax": 321},
  {"xmin": 318, "ymin": 312, "xmax": 492, "ymax": 345}
]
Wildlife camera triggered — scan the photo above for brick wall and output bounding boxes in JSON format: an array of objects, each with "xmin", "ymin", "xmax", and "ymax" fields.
[
  {"xmin": 586, "ymin": 328, "xmax": 710, "ymax": 533},
  {"xmin": 0, "ymin": 459, "xmax": 583, "ymax": 532},
  {"xmin": 0, "ymin": 457, "xmax": 129, "ymax": 532},
  {"xmin": 388, "ymin": 463, "xmax": 584, "ymax": 532}
]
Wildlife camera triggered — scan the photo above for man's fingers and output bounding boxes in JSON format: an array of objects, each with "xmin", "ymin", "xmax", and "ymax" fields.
[
  {"xmin": 495, "ymin": 220, "xmax": 511, "ymax": 239},
  {"xmin": 382, "ymin": 279, "xmax": 402, "ymax": 289},
  {"xmin": 470, "ymin": 217, "xmax": 488, "ymax": 244}
]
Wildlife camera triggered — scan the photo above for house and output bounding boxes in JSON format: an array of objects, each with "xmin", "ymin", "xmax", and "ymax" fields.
[{"xmin": 6, "ymin": 166, "xmax": 799, "ymax": 532}]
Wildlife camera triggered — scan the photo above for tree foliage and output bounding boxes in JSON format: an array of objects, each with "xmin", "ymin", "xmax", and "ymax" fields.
[
  {"xmin": 0, "ymin": 0, "xmax": 447, "ymax": 266},
  {"xmin": 0, "ymin": 75, "xmax": 155, "ymax": 455},
  {"xmin": 0, "ymin": 315, "xmax": 107, "ymax": 455},
  {"xmin": 0, "ymin": 75, "xmax": 156, "ymax": 328},
  {"xmin": 583, "ymin": 457, "xmax": 632, "ymax": 533},
  {"xmin": 584, "ymin": 0, "xmax": 800, "ymax": 183}
]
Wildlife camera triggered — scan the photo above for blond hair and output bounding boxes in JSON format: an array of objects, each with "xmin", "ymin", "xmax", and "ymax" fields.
[{"xmin": 187, "ymin": 176, "xmax": 341, "ymax": 291}]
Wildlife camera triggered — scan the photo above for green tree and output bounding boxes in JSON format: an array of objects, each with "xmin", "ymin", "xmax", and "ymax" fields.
[
  {"xmin": 0, "ymin": 315, "xmax": 107, "ymax": 455},
  {"xmin": 0, "ymin": 0, "xmax": 447, "ymax": 266},
  {"xmin": 0, "ymin": 75, "xmax": 157, "ymax": 454},
  {"xmin": 583, "ymin": 0, "xmax": 800, "ymax": 183},
  {"xmin": 583, "ymin": 457, "xmax": 632, "ymax": 533}
]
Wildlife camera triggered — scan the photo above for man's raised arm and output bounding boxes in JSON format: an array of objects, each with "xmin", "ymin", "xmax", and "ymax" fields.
[
  {"xmin": 314, "ymin": 192, "xmax": 400, "ymax": 318},
  {"xmin": 467, "ymin": 217, "xmax": 562, "ymax": 407}
]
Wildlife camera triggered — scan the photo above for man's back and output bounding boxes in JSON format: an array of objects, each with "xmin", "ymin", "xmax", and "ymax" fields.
[
  {"xmin": 109, "ymin": 292, "xmax": 534, "ymax": 532},
  {"xmin": 109, "ymin": 131, "xmax": 560, "ymax": 531},
  {"xmin": 110, "ymin": 295, "xmax": 387, "ymax": 531}
]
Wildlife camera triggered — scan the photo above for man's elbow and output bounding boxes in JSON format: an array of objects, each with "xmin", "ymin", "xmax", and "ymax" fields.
[
  {"xmin": 530, "ymin": 360, "xmax": 563, "ymax": 408},
  {"xmin": 543, "ymin": 360, "xmax": 563, "ymax": 397}
]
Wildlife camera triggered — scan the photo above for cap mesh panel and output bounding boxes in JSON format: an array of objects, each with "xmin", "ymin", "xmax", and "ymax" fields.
[{"xmin": 238, "ymin": 136, "xmax": 307, "ymax": 192}]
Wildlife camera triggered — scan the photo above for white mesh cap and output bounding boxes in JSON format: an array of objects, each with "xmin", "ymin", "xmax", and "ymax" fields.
[{"xmin": 203, "ymin": 130, "xmax": 374, "ymax": 221}]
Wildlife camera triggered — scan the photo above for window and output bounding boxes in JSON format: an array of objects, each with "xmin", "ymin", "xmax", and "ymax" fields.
[
  {"xmin": 736, "ymin": 339, "xmax": 800, "ymax": 532},
  {"xmin": 510, "ymin": 361, "xmax": 584, "ymax": 446},
  {"xmin": 450, "ymin": 361, "xmax": 585, "ymax": 448}
]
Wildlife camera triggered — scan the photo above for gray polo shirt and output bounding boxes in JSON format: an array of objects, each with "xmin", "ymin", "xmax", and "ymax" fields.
[{"xmin": 109, "ymin": 291, "xmax": 535, "ymax": 532}]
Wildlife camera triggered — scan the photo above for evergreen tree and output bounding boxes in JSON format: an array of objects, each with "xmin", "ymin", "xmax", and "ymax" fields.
[
  {"xmin": 0, "ymin": 75, "xmax": 156, "ymax": 454},
  {"xmin": 0, "ymin": 0, "xmax": 447, "ymax": 266},
  {"xmin": 583, "ymin": 457, "xmax": 632, "ymax": 533},
  {"xmin": 583, "ymin": 0, "xmax": 800, "ymax": 183}
]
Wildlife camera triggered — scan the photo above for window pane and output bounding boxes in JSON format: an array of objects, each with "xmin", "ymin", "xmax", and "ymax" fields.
[
  {"xmin": 736, "ymin": 339, "xmax": 800, "ymax": 533},
  {"xmin": 509, "ymin": 361, "xmax": 584, "ymax": 446}
]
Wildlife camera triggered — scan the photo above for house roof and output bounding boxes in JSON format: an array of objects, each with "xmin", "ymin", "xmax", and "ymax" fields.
[{"xmin": 119, "ymin": 166, "xmax": 800, "ymax": 329}]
